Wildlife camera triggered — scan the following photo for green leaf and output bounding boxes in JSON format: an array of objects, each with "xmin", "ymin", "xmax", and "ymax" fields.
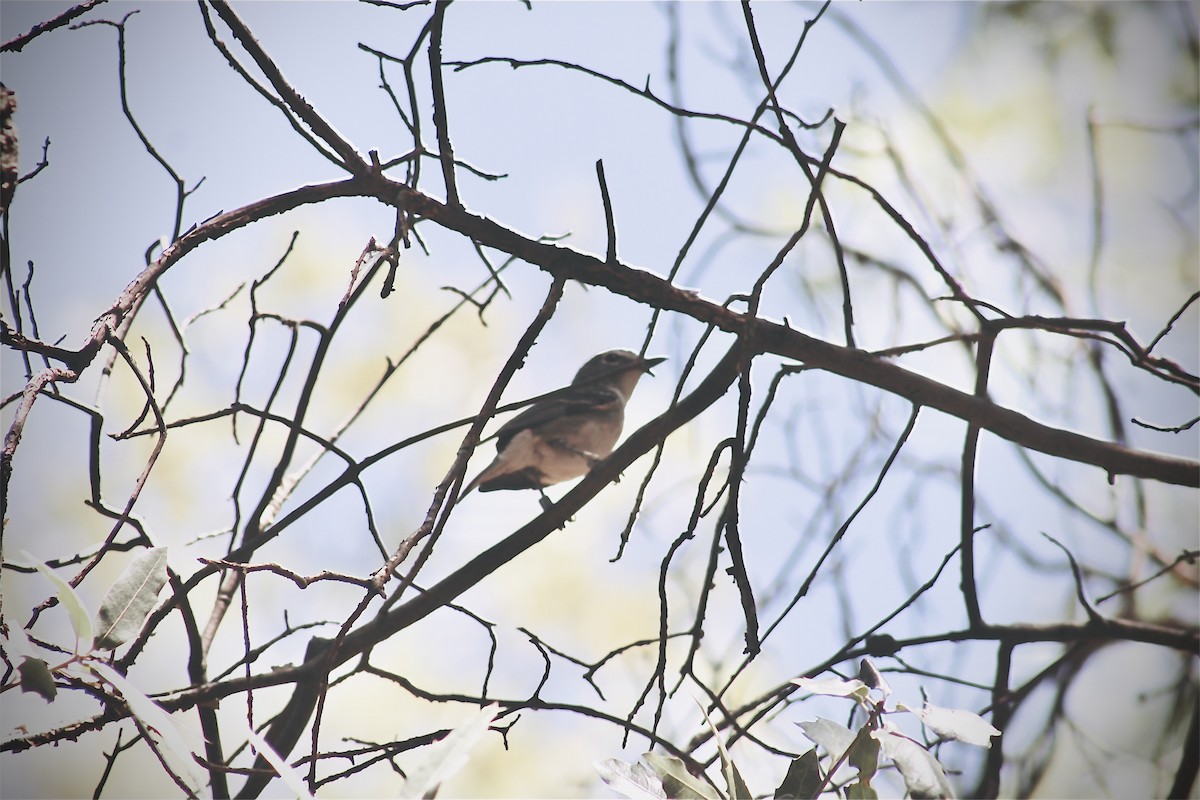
[
  {"xmin": 877, "ymin": 730, "xmax": 954, "ymax": 800},
  {"xmin": 792, "ymin": 676, "xmax": 870, "ymax": 703},
  {"xmin": 17, "ymin": 657, "xmax": 57, "ymax": 702},
  {"xmin": 644, "ymin": 753, "xmax": 723, "ymax": 800},
  {"xmin": 897, "ymin": 702, "xmax": 1001, "ymax": 748},
  {"xmin": 773, "ymin": 750, "xmax": 822, "ymax": 800},
  {"xmin": 723, "ymin": 758, "xmax": 751, "ymax": 800},
  {"xmin": 93, "ymin": 547, "xmax": 169, "ymax": 650},
  {"xmin": 24, "ymin": 551, "xmax": 93, "ymax": 648},
  {"xmin": 246, "ymin": 724, "xmax": 314, "ymax": 800},
  {"xmin": 2, "ymin": 624, "xmax": 36, "ymax": 658},
  {"xmin": 797, "ymin": 718, "xmax": 855, "ymax": 761},
  {"xmin": 846, "ymin": 780, "xmax": 879, "ymax": 800},
  {"xmin": 399, "ymin": 703, "xmax": 499, "ymax": 799},
  {"xmin": 848, "ymin": 732, "xmax": 880, "ymax": 784},
  {"xmin": 90, "ymin": 662, "xmax": 208, "ymax": 794},
  {"xmin": 595, "ymin": 758, "xmax": 668, "ymax": 799},
  {"xmin": 692, "ymin": 695, "xmax": 752, "ymax": 800},
  {"xmin": 855, "ymin": 659, "xmax": 892, "ymax": 699}
]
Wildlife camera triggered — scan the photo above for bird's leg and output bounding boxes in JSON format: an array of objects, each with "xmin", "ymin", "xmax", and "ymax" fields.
[{"xmin": 537, "ymin": 488, "xmax": 572, "ymax": 529}]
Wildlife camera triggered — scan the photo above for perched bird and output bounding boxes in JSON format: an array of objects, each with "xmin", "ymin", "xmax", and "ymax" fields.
[{"xmin": 463, "ymin": 349, "xmax": 665, "ymax": 500}]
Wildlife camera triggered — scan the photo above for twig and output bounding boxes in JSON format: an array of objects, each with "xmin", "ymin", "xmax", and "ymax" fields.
[
  {"xmin": 1095, "ymin": 549, "xmax": 1200, "ymax": 604},
  {"xmin": 595, "ymin": 159, "xmax": 618, "ymax": 264},
  {"xmin": 426, "ymin": 0, "xmax": 459, "ymax": 207},
  {"xmin": 961, "ymin": 329, "xmax": 995, "ymax": 628},
  {"xmin": 1, "ymin": 0, "xmax": 106, "ymax": 52},
  {"xmin": 199, "ymin": 559, "xmax": 386, "ymax": 594},
  {"xmin": 1040, "ymin": 532, "xmax": 1102, "ymax": 623}
]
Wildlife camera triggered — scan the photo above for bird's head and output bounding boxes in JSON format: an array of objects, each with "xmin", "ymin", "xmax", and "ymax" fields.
[{"xmin": 573, "ymin": 349, "xmax": 666, "ymax": 398}]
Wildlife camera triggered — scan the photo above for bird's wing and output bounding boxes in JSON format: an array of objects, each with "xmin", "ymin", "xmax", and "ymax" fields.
[{"xmin": 492, "ymin": 385, "xmax": 621, "ymax": 451}]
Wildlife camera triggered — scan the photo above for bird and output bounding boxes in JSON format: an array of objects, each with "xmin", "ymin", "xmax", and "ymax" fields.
[{"xmin": 462, "ymin": 349, "xmax": 665, "ymax": 502}]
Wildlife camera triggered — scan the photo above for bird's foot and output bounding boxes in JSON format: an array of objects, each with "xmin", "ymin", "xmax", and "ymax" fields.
[
  {"xmin": 585, "ymin": 457, "xmax": 619, "ymax": 481},
  {"xmin": 539, "ymin": 490, "xmax": 572, "ymax": 528}
]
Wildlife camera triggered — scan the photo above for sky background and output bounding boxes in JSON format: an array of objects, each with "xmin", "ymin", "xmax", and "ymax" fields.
[{"xmin": 2, "ymin": 1, "xmax": 1197, "ymax": 798}]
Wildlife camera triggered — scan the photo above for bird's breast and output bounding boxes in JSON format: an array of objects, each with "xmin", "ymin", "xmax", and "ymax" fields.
[{"xmin": 495, "ymin": 412, "xmax": 624, "ymax": 486}]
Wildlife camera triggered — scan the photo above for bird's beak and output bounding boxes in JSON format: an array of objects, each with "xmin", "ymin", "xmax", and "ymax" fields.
[{"xmin": 640, "ymin": 356, "xmax": 667, "ymax": 376}]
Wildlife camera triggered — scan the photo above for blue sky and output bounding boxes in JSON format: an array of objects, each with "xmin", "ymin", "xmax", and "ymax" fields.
[{"xmin": 2, "ymin": 2, "xmax": 1196, "ymax": 797}]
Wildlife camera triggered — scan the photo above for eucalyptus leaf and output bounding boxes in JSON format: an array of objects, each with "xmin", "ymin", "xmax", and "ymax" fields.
[
  {"xmin": 90, "ymin": 662, "xmax": 208, "ymax": 794},
  {"xmin": 855, "ymin": 659, "xmax": 892, "ymax": 698},
  {"xmin": 93, "ymin": 547, "xmax": 168, "ymax": 650},
  {"xmin": 846, "ymin": 779, "xmax": 879, "ymax": 800},
  {"xmin": 797, "ymin": 719, "xmax": 857, "ymax": 785},
  {"xmin": 848, "ymin": 732, "xmax": 880, "ymax": 784},
  {"xmin": 247, "ymin": 724, "xmax": 314, "ymax": 799},
  {"xmin": 723, "ymin": 756, "xmax": 751, "ymax": 800},
  {"xmin": 877, "ymin": 730, "xmax": 955, "ymax": 800},
  {"xmin": 24, "ymin": 551, "xmax": 93, "ymax": 647},
  {"xmin": 399, "ymin": 703, "xmax": 499, "ymax": 799},
  {"xmin": 17, "ymin": 657, "xmax": 57, "ymax": 702},
  {"xmin": 797, "ymin": 718, "xmax": 855, "ymax": 759},
  {"xmin": 2, "ymin": 624, "xmax": 36, "ymax": 658},
  {"xmin": 897, "ymin": 702, "xmax": 1001, "ymax": 748},
  {"xmin": 595, "ymin": 758, "xmax": 668, "ymax": 800},
  {"xmin": 692, "ymin": 694, "xmax": 752, "ymax": 800},
  {"xmin": 644, "ymin": 753, "xmax": 723, "ymax": 800},
  {"xmin": 773, "ymin": 750, "xmax": 822, "ymax": 800},
  {"xmin": 792, "ymin": 676, "xmax": 870, "ymax": 702}
]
